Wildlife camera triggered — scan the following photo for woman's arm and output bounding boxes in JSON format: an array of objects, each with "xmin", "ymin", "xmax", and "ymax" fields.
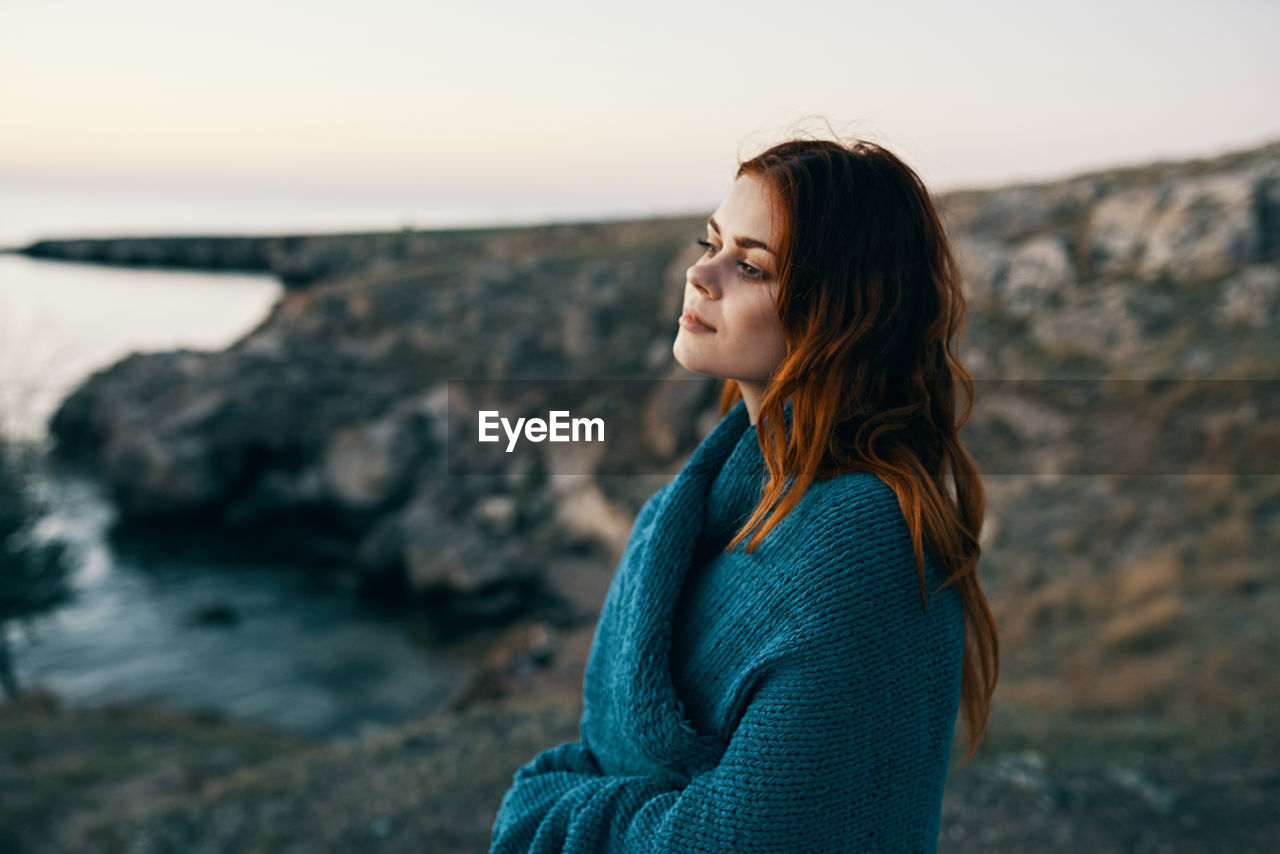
[
  {"xmin": 491, "ymin": 483, "xmax": 677, "ymax": 849},
  {"xmin": 490, "ymin": 741, "xmax": 606, "ymax": 849},
  {"xmin": 490, "ymin": 578, "xmax": 964, "ymax": 853}
]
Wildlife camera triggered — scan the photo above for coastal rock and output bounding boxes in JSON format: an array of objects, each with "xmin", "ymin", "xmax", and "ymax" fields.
[
  {"xmin": 1027, "ymin": 282, "xmax": 1145, "ymax": 364},
  {"xmin": 1083, "ymin": 164, "xmax": 1278, "ymax": 283},
  {"xmin": 1138, "ymin": 170, "xmax": 1268, "ymax": 282},
  {"xmin": 1003, "ymin": 234, "xmax": 1076, "ymax": 319},
  {"xmin": 47, "ymin": 216, "xmax": 718, "ymax": 619},
  {"xmin": 320, "ymin": 395, "xmax": 439, "ymax": 511},
  {"xmin": 1216, "ymin": 264, "xmax": 1280, "ymax": 328},
  {"xmin": 954, "ymin": 232, "xmax": 1077, "ymax": 319},
  {"xmin": 42, "ymin": 141, "xmax": 1280, "ymax": 627},
  {"xmin": 1084, "ymin": 185, "xmax": 1165, "ymax": 279},
  {"xmin": 950, "ymin": 235, "xmax": 1004, "ymax": 310}
]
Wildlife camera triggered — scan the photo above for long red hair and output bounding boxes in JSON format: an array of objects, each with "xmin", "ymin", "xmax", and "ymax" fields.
[{"xmin": 719, "ymin": 137, "xmax": 998, "ymax": 759}]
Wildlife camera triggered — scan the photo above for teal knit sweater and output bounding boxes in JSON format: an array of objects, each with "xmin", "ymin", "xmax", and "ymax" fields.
[{"xmin": 490, "ymin": 399, "xmax": 965, "ymax": 853}]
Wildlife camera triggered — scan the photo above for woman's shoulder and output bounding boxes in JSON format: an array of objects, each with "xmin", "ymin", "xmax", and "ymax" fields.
[
  {"xmin": 801, "ymin": 468, "xmax": 898, "ymax": 508},
  {"xmin": 755, "ymin": 471, "xmax": 953, "ymax": 612},
  {"xmin": 766, "ymin": 469, "xmax": 904, "ymax": 548}
]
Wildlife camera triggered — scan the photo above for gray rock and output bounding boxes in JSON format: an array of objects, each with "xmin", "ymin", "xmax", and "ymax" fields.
[
  {"xmin": 42, "ymin": 141, "xmax": 1280, "ymax": 626},
  {"xmin": 1003, "ymin": 233, "xmax": 1076, "ymax": 319},
  {"xmin": 1028, "ymin": 282, "xmax": 1145, "ymax": 364},
  {"xmin": 1216, "ymin": 264, "xmax": 1280, "ymax": 328},
  {"xmin": 1083, "ymin": 164, "xmax": 1278, "ymax": 283}
]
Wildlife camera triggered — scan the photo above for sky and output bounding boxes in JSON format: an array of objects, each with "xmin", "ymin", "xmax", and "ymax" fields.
[{"xmin": 2, "ymin": 0, "xmax": 1278, "ymax": 229}]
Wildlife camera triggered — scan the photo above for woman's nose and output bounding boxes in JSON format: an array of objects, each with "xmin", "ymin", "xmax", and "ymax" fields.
[{"xmin": 686, "ymin": 261, "xmax": 720, "ymax": 298}]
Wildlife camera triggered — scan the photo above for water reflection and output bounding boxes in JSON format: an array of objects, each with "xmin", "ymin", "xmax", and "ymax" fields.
[
  {"xmin": 16, "ymin": 470, "xmax": 496, "ymax": 739},
  {"xmin": 0, "ymin": 254, "xmax": 280, "ymax": 439}
]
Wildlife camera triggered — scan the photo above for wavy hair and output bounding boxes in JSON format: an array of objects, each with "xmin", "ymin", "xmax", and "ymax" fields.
[{"xmin": 718, "ymin": 137, "xmax": 998, "ymax": 759}]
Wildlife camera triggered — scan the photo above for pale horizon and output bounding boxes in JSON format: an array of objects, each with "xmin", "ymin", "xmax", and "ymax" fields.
[{"xmin": 3, "ymin": 0, "xmax": 1278, "ymax": 238}]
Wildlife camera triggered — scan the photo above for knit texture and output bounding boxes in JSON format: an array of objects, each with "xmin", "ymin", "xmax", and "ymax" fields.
[{"xmin": 490, "ymin": 399, "xmax": 965, "ymax": 853}]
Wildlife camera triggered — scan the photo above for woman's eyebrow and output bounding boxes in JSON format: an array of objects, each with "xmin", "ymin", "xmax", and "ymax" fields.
[{"xmin": 708, "ymin": 216, "xmax": 776, "ymax": 257}]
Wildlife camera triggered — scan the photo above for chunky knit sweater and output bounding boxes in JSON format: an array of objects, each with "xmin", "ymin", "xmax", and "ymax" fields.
[{"xmin": 490, "ymin": 399, "xmax": 965, "ymax": 853}]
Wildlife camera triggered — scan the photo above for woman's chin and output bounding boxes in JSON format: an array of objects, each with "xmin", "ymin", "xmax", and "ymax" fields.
[{"xmin": 671, "ymin": 337, "xmax": 702, "ymax": 374}]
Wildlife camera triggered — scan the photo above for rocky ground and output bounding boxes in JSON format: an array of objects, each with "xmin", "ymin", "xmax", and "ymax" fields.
[{"xmin": 4, "ymin": 692, "xmax": 1277, "ymax": 853}]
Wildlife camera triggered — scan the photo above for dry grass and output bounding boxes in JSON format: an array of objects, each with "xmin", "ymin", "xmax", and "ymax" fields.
[
  {"xmin": 1199, "ymin": 560, "xmax": 1267, "ymax": 595},
  {"xmin": 1097, "ymin": 594, "xmax": 1189, "ymax": 652},
  {"xmin": 1110, "ymin": 547, "xmax": 1182, "ymax": 607},
  {"xmin": 1071, "ymin": 648, "xmax": 1194, "ymax": 711}
]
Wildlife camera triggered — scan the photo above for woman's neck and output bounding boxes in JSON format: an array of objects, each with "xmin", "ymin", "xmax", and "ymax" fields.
[{"xmin": 737, "ymin": 381, "xmax": 766, "ymax": 425}]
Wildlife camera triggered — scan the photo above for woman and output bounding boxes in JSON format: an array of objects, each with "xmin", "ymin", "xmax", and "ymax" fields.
[{"xmin": 489, "ymin": 136, "xmax": 999, "ymax": 853}]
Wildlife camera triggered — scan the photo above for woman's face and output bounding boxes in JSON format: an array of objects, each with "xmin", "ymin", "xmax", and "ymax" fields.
[{"xmin": 673, "ymin": 172, "xmax": 788, "ymax": 387}]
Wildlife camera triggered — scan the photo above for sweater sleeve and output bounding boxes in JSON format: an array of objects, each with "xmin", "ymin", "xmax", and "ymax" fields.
[
  {"xmin": 489, "ymin": 578, "xmax": 963, "ymax": 853},
  {"xmin": 489, "ymin": 741, "xmax": 604, "ymax": 847}
]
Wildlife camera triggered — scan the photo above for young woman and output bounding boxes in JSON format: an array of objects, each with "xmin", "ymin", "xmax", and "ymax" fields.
[{"xmin": 490, "ymin": 136, "xmax": 999, "ymax": 853}]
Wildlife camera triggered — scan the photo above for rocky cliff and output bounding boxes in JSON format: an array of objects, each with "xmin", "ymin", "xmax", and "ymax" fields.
[{"xmin": 40, "ymin": 141, "xmax": 1280, "ymax": 744}]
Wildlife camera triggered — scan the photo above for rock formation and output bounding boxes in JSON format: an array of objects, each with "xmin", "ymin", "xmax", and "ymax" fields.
[{"xmin": 39, "ymin": 143, "xmax": 1280, "ymax": 683}]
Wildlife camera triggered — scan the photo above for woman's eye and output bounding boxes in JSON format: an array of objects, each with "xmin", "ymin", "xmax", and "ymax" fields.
[{"xmin": 695, "ymin": 238, "xmax": 764, "ymax": 279}]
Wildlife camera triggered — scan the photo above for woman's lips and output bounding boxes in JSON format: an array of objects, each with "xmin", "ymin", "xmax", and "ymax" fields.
[{"xmin": 679, "ymin": 311, "xmax": 716, "ymax": 332}]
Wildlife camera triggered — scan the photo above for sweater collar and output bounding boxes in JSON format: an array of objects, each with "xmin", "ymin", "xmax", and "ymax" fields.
[
  {"xmin": 613, "ymin": 397, "xmax": 765, "ymax": 776},
  {"xmin": 702, "ymin": 407, "xmax": 768, "ymax": 549}
]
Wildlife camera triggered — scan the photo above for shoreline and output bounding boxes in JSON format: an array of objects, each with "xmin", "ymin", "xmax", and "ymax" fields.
[{"xmin": 9, "ymin": 213, "xmax": 706, "ymax": 287}]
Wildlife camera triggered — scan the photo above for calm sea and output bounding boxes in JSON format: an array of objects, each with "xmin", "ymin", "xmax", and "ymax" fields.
[{"xmin": 0, "ymin": 181, "xmax": 509, "ymax": 738}]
